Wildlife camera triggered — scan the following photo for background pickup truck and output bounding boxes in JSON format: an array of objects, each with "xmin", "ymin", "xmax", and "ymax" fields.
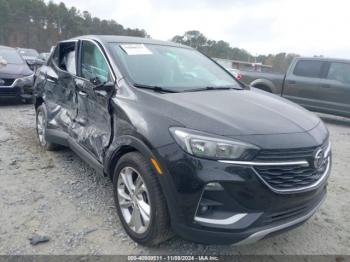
[{"xmin": 240, "ymin": 57, "xmax": 350, "ymax": 118}]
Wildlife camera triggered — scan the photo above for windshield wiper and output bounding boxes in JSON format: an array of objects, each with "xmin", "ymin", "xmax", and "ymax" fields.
[
  {"xmin": 133, "ymin": 83, "xmax": 178, "ymax": 93},
  {"xmin": 186, "ymin": 86, "xmax": 242, "ymax": 92}
]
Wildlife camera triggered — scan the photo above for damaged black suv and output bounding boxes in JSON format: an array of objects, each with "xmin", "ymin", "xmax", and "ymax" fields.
[{"xmin": 33, "ymin": 36, "xmax": 331, "ymax": 246}]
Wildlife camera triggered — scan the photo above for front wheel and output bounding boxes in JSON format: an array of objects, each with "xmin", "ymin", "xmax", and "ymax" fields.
[
  {"xmin": 113, "ymin": 152, "xmax": 172, "ymax": 245},
  {"xmin": 36, "ymin": 104, "xmax": 59, "ymax": 151}
]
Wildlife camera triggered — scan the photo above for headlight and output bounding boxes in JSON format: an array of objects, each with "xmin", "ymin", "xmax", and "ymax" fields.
[
  {"xmin": 17, "ymin": 74, "xmax": 34, "ymax": 86},
  {"xmin": 169, "ymin": 127, "xmax": 259, "ymax": 160}
]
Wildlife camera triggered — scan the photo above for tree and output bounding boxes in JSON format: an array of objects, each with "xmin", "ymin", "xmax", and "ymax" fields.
[
  {"xmin": 172, "ymin": 30, "xmax": 299, "ymax": 72},
  {"xmin": 0, "ymin": 0, "xmax": 147, "ymax": 51}
]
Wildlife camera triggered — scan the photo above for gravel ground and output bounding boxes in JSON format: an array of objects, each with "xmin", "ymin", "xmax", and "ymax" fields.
[{"xmin": 0, "ymin": 102, "xmax": 349, "ymax": 255}]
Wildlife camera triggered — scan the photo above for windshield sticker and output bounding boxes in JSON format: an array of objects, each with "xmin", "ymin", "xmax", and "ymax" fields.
[{"xmin": 120, "ymin": 44, "xmax": 153, "ymax": 55}]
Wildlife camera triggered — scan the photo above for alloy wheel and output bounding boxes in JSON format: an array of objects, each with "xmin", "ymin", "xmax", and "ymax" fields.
[{"xmin": 117, "ymin": 166, "xmax": 151, "ymax": 234}]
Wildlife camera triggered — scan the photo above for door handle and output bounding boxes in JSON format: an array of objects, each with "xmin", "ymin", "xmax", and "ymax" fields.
[
  {"xmin": 78, "ymin": 90, "xmax": 88, "ymax": 97},
  {"xmin": 321, "ymin": 84, "xmax": 331, "ymax": 88},
  {"xmin": 287, "ymin": 80, "xmax": 296, "ymax": 84}
]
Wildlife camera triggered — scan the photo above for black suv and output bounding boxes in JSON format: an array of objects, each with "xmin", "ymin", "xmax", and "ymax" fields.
[{"xmin": 33, "ymin": 36, "xmax": 331, "ymax": 246}]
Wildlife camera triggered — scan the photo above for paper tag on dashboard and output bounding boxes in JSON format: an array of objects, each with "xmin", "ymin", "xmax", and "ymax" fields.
[{"xmin": 120, "ymin": 44, "xmax": 153, "ymax": 55}]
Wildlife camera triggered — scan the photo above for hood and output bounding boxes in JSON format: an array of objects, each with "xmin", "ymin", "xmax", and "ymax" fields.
[
  {"xmin": 143, "ymin": 88, "xmax": 320, "ymax": 136},
  {"xmin": 0, "ymin": 63, "xmax": 33, "ymax": 78},
  {"xmin": 23, "ymin": 56, "xmax": 44, "ymax": 64}
]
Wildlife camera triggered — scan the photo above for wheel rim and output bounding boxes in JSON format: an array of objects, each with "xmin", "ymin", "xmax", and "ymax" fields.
[
  {"xmin": 117, "ymin": 166, "xmax": 151, "ymax": 234},
  {"xmin": 37, "ymin": 111, "xmax": 46, "ymax": 146}
]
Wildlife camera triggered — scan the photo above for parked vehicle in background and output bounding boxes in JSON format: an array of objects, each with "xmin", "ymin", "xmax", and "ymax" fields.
[
  {"xmin": 240, "ymin": 57, "xmax": 350, "ymax": 118},
  {"xmin": 34, "ymin": 35, "xmax": 331, "ymax": 246},
  {"xmin": 213, "ymin": 57, "xmax": 270, "ymax": 82},
  {"xmin": 39, "ymin": 52, "xmax": 51, "ymax": 62},
  {"xmin": 0, "ymin": 45, "xmax": 34, "ymax": 102},
  {"xmin": 227, "ymin": 68, "xmax": 242, "ymax": 81},
  {"xmin": 17, "ymin": 48, "xmax": 44, "ymax": 71}
]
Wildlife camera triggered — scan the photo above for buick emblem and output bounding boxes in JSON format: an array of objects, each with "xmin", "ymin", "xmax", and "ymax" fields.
[
  {"xmin": 0, "ymin": 79, "xmax": 4, "ymax": 85},
  {"xmin": 313, "ymin": 148, "xmax": 326, "ymax": 169}
]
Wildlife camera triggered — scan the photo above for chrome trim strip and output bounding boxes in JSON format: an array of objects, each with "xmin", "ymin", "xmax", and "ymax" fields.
[
  {"xmin": 324, "ymin": 142, "xmax": 331, "ymax": 157},
  {"xmin": 194, "ymin": 213, "xmax": 247, "ymax": 225},
  {"xmin": 234, "ymin": 194, "xmax": 326, "ymax": 245},
  {"xmin": 0, "ymin": 73, "xmax": 34, "ymax": 88},
  {"xmin": 218, "ymin": 160, "xmax": 309, "ymax": 166},
  {"xmin": 252, "ymin": 156, "xmax": 331, "ymax": 194},
  {"xmin": 0, "ymin": 78, "xmax": 18, "ymax": 88}
]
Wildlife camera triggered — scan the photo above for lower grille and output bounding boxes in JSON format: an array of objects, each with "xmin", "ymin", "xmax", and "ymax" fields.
[
  {"xmin": 262, "ymin": 205, "xmax": 308, "ymax": 225},
  {"xmin": 0, "ymin": 87, "xmax": 19, "ymax": 96},
  {"xmin": 0, "ymin": 78, "xmax": 15, "ymax": 87},
  {"xmin": 262, "ymin": 190, "xmax": 325, "ymax": 225}
]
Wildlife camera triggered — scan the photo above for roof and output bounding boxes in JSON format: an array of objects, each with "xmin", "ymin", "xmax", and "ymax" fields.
[
  {"xmin": 68, "ymin": 35, "xmax": 191, "ymax": 49},
  {"xmin": 0, "ymin": 45, "xmax": 16, "ymax": 50},
  {"xmin": 297, "ymin": 56, "xmax": 350, "ymax": 63}
]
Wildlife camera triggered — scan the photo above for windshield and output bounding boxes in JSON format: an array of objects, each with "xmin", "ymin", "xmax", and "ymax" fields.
[
  {"xmin": 109, "ymin": 43, "xmax": 241, "ymax": 92},
  {"xmin": 0, "ymin": 49, "xmax": 24, "ymax": 64},
  {"xmin": 18, "ymin": 49, "xmax": 39, "ymax": 58}
]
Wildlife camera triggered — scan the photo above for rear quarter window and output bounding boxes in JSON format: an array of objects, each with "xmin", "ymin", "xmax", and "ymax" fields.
[
  {"xmin": 327, "ymin": 62, "xmax": 350, "ymax": 85},
  {"xmin": 293, "ymin": 60, "xmax": 324, "ymax": 78}
]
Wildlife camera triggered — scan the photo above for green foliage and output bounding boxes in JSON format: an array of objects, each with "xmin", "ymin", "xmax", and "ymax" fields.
[
  {"xmin": 171, "ymin": 30, "xmax": 252, "ymax": 62},
  {"xmin": 256, "ymin": 52, "xmax": 299, "ymax": 73},
  {"xmin": 0, "ymin": 0, "xmax": 147, "ymax": 52},
  {"xmin": 172, "ymin": 30, "xmax": 299, "ymax": 72}
]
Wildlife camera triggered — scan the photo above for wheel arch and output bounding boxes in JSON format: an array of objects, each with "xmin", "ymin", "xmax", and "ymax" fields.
[
  {"xmin": 105, "ymin": 135, "xmax": 181, "ymax": 228},
  {"xmin": 105, "ymin": 135, "xmax": 158, "ymax": 180},
  {"xmin": 250, "ymin": 79, "xmax": 275, "ymax": 93}
]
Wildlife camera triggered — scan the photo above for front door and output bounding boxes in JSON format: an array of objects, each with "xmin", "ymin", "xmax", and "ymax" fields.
[
  {"xmin": 45, "ymin": 41, "xmax": 78, "ymax": 134},
  {"xmin": 321, "ymin": 61, "xmax": 350, "ymax": 117},
  {"xmin": 72, "ymin": 40, "xmax": 114, "ymax": 162},
  {"xmin": 283, "ymin": 59, "xmax": 327, "ymax": 111}
]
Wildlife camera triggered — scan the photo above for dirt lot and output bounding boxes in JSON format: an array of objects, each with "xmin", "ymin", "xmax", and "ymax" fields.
[{"xmin": 0, "ymin": 102, "xmax": 349, "ymax": 255}]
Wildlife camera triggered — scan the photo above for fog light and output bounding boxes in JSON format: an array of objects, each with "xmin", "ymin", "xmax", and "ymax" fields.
[
  {"xmin": 200, "ymin": 205, "xmax": 208, "ymax": 213},
  {"xmin": 204, "ymin": 182, "xmax": 224, "ymax": 191}
]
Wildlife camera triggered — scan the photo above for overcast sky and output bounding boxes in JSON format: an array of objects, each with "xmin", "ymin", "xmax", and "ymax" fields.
[{"xmin": 50, "ymin": 0, "xmax": 350, "ymax": 58}]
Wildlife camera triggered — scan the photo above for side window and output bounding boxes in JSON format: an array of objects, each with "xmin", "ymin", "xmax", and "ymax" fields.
[
  {"xmin": 327, "ymin": 62, "xmax": 350, "ymax": 85},
  {"xmin": 52, "ymin": 42, "xmax": 76, "ymax": 75},
  {"xmin": 81, "ymin": 41, "xmax": 110, "ymax": 83},
  {"xmin": 293, "ymin": 60, "xmax": 324, "ymax": 78}
]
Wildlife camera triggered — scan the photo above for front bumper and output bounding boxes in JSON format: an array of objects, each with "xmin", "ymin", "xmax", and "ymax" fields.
[
  {"xmin": 154, "ymin": 142, "xmax": 330, "ymax": 245},
  {"xmin": 171, "ymin": 188, "xmax": 326, "ymax": 245}
]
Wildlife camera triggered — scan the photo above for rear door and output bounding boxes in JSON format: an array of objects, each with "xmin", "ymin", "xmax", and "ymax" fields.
[
  {"xmin": 321, "ymin": 61, "xmax": 350, "ymax": 117},
  {"xmin": 72, "ymin": 39, "xmax": 114, "ymax": 162},
  {"xmin": 283, "ymin": 59, "xmax": 328, "ymax": 110}
]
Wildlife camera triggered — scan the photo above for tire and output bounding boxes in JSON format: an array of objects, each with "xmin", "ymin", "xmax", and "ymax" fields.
[
  {"xmin": 24, "ymin": 97, "xmax": 33, "ymax": 104},
  {"xmin": 253, "ymin": 84, "xmax": 272, "ymax": 93},
  {"xmin": 36, "ymin": 104, "xmax": 60, "ymax": 151},
  {"xmin": 113, "ymin": 152, "xmax": 172, "ymax": 246}
]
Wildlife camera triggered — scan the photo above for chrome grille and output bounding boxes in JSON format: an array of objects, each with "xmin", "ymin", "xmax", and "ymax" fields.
[
  {"xmin": 254, "ymin": 159, "xmax": 329, "ymax": 190},
  {"xmin": 253, "ymin": 141, "xmax": 330, "ymax": 192},
  {"xmin": 0, "ymin": 78, "xmax": 15, "ymax": 87}
]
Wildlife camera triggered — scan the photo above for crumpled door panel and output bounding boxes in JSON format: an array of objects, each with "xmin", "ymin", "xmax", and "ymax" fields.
[{"xmin": 72, "ymin": 78, "xmax": 112, "ymax": 162}]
